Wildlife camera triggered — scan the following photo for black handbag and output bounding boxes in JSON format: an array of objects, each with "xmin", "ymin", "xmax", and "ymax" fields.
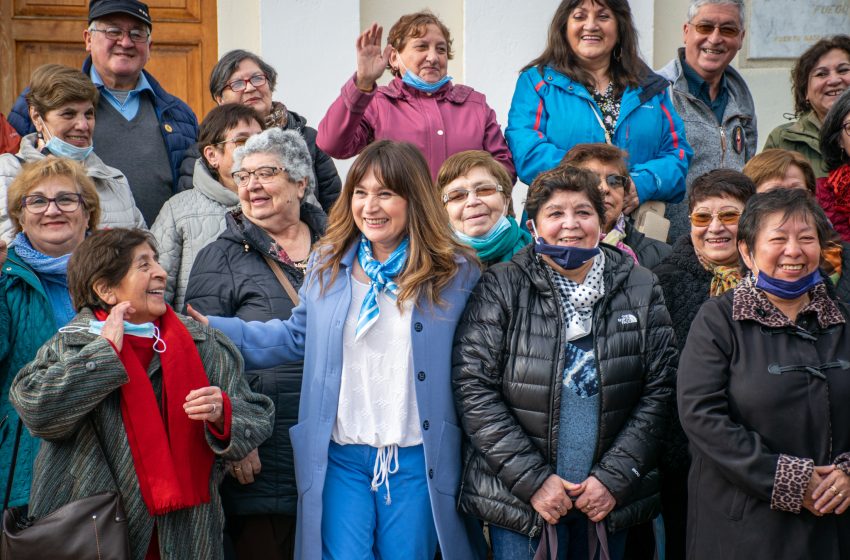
[{"xmin": 0, "ymin": 419, "xmax": 131, "ymax": 559}]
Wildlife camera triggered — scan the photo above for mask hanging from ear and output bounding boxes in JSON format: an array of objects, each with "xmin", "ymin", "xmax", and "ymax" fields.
[{"xmin": 529, "ymin": 219, "xmax": 599, "ymax": 270}]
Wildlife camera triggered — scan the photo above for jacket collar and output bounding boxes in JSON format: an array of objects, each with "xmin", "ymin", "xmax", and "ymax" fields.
[
  {"xmin": 192, "ymin": 158, "xmax": 240, "ymax": 207},
  {"xmin": 512, "ymin": 242, "xmax": 633, "ymax": 297},
  {"xmin": 82, "ymin": 56, "xmax": 180, "ymax": 113},
  {"xmin": 60, "ymin": 307, "xmax": 207, "ymax": 347},
  {"xmin": 661, "ymin": 48, "xmax": 751, "ymax": 103},
  {"xmin": 666, "ymin": 234, "xmax": 712, "ymax": 278},
  {"xmin": 382, "ymin": 77, "xmax": 471, "ymax": 104},
  {"xmin": 732, "ymin": 274, "xmax": 845, "ymax": 329},
  {"xmin": 538, "ymin": 64, "xmax": 667, "ymax": 111},
  {"xmin": 17, "ymin": 133, "xmax": 120, "ymax": 180},
  {"xmin": 2, "ymin": 247, "xmax": 47, "ymax": 296}
]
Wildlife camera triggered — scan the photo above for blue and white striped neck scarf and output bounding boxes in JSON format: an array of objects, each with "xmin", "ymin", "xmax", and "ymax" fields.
[{"xmin": 355, "ymin": 234, "xmax": 409, "ymax": 341}]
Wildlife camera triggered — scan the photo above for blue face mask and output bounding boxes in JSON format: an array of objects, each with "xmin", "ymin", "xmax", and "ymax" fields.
[
  {"xmin": 454, "ymin": 215, "xmax": 511, "ymax": 247},
  {"xmin": 755, "ymin": 268, "xmax": 823, "ymax": 300},
  {"xmin": 60, "ymin": 320, "xmax": 167, "ymax": 353},
  {"xmin": 530, "ymin": 220, "xmax": 600, "ymax": 270},
  {"xmin": 40, "ymin": 118, "xmax": 94, "ymax": 161},
  {"xmin": 397, "ymin": 58, "xmax": 452, "ymax": 93}
]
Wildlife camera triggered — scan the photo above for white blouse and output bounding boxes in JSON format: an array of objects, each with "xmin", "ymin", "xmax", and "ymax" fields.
[{"xmin": 332, "ymin": 277, "xmax": 423, "ymax": 448}]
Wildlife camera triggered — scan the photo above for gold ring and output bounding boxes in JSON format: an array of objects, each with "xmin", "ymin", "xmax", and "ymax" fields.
[
  {"xmin": 831, "ymin": 485, "xmax": 839, "ymax": 495},
  {"xmin": 233, "ymin": 466, "xmax": 242, "ymax": 471}
]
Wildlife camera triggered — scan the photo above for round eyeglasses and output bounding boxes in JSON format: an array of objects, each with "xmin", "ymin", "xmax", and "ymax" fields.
[{"xmin": 225, "ymin": 74, "xmax": 268, "ymax": 93}]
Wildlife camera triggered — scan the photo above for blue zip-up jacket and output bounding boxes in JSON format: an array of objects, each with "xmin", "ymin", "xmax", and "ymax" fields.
[
  {"xmin": 209, "ymin": 242, "xmax": 486, "ymax": 560},
  {"xmin": 0, "ymin": 248, "xmax": 58, "ymax": 507},
  {"xmin": 8, "ymin": 57, "xmax": 198, "ymax": 191},
  {"xmin": 506, "ymin": 65, "xmax": 692, "ymax": 204}
]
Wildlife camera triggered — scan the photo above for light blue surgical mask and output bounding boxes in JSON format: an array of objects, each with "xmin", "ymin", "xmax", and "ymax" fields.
[
  {"xmin": 454, "ymin": 215, "xmax": 512, "ymax": 246},
  {"xmin": 60, "ymin": 320, "xmax": 167, "ymax": 353},
  {"xmin": 40, "ymin": 118, "xmax": 94, "ymax": 161},
  {"xmin": 397, "ymin": 58, "xmax": 452, "ymax": 93}
]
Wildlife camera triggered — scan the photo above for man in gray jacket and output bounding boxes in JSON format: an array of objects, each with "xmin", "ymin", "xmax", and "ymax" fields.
[{"xmin": 657, "ymin": 0, "xmax": 756, "ymax": 242}]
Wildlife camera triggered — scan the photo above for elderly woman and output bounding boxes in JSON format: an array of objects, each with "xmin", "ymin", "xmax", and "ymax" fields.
[
  {"xmin": 0, "ymin": 63, "xmax": 144, "ymax": 243},
  {"xmin": 10, "ymin": 228, "xmax": 274, "ymax": 559},
  {"xmin": 187, "ymin": 141, "xmax": 485, "ymax": 560},
  {"xmin": 452, "ymin": 165, "xmax": 676, "ymax": 559},
  {"xmin": 651, "ymin": 168, "xmax": 755, "ymax": 560},
  {"xmin": 0, "ymin": 157, "xmax": 101, "ymax": 511},
  {"xmin": 507, "ymin": 0, "xmax": 691, "ymax": 211},
  {"xmin": 765, "ymin": 35, "xmax": 850, "ymax": 178},
  {"xmin": 152, "ymin": 103, "xmax": 264, "ymax": 311},
  {"xmin": 179, "ymin": 50, "xmax": 340, "ymax": 212},
  {"xmin": 317, "ymin": 11, "xmax": 514, "ymax": 181},
  {"xmin": 436, "ymin": 150, "xmax": 530, "ymax": 266},
  {"xmin": 562, "ymin": 143, "xmax": 671, "ymax": 269},
  {"xmin": 678, "ymin": 188, "xmax": 850, "ymax": 559},
  {"xmin": 743, "ymin": 148, "xmax": 817, "ymax": 194},
  {"xmin": 183, "ymin": 127, "xmax": 326, "ymax": 560}
]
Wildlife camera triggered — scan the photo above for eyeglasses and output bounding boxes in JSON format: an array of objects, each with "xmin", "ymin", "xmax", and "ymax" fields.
[
  {"xmin": 442, "ymin": 183, "xmax": 504, "ymax": 204},
  {"xmin": 603, "ymin": 174, "xmax": 628, "ymax": 189},
  {"xmin": 90, "ymin": 27, "xmax": 150, "ymax": 43},
  {"xmin": 232, "ymin": 166, "xmax": 284, "ymax": 187},
  {"xmin": 689, "ymin": 209, "xmax": 742, "ymax": 227},
  {"xmin": 225, "ymin": 74, "xmax": 268, "ymax": 93},
  {"xmin": 842, "ymin": 122, "xmax": 850, "ymax": 136},
  {"xmin": 211, "ymin": 136, "xmax": 251, "ymax": 148},
  {"xmin": 21, "ymin": 193, "xmax": 84, "ymax": 214},
  {"xmin": 688, "ymin": 22, "xmax": 741, "ymax": 37}
]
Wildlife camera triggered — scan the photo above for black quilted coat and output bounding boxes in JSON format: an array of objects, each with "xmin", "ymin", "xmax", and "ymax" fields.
[{"xmin": 452, "ymin": 244, "xmax": 677, "ymax": 537}]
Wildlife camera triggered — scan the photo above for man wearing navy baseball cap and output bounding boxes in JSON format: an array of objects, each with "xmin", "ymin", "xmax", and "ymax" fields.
[{"xmin": 8, "ymin": 0, "xmax": 199, "ymax": 225}]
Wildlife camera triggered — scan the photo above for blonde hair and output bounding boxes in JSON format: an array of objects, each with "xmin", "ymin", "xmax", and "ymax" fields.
[
  {"xmin": 315, "ymin": 141, "xmax": 477, "ymax": 307},
  {"xmin": 7, "ymin": 157, "xmax": 100, "ymax": 234}
]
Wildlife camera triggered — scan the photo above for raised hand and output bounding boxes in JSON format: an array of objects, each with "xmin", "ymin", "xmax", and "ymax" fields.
[
  {"xmin": 100, "ymin": 301, "xmax": 135, "ymax": 352},
  {"xmin": 355, "ymin": 22, "xmax": 393, "ymax": 92}
]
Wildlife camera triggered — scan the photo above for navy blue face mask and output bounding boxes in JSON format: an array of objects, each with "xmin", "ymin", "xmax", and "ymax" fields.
[
  {"xmin": 530, "ymin": 220, "xmax": 600, "ymax": 270},
  {"xmin": 755, "ymin": 268, "xmax": 823, "ymax": 299}
]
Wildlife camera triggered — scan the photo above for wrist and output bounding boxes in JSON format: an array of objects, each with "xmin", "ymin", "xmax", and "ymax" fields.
[{"xmin": 355, "ymin": 76, "xmax": 376, "ymax": 93}]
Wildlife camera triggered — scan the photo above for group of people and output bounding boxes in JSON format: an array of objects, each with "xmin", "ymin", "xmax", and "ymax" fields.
[{"xmin": 0, "ymin": 0, "xmax": 850, "ymax": 559}]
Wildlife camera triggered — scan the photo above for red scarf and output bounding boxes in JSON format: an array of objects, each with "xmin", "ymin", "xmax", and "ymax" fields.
[
  {"xmin": 827, "ymin": 164, "xmax": 850, "ymax": 215},
  {"xmin": 95, "ymin": 307, "xmax": 215, "ymax": 516}
]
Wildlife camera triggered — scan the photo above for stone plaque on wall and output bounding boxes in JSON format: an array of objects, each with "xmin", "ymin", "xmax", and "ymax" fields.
[{"xmin": 749, "ymin": 0, "xmax": 850, "ymax": 59}]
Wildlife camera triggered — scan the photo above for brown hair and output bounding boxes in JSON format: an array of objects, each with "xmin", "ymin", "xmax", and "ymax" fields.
[
  {"xmin": 790, "ymin": 35, "xmax": 850, "ymax": 116},
  {"xmin": 198, "ymin": 103, "xmax": 264, "ymax": 179},
  {"xmin": 523, "ymin": 0, "xmax": 646, "ymax": 94},
  {"xmin": 386, "ymin": 11, "xmax": 454, "ymax": 78},
  {"xmin": 689, "ymin": 168, "xmax": 756, "ymax": 212},
  {"xmin": 560, "ymin": 143, "xmax": 630, "ymax": 193},
  {"xmin": 68, "ymin": 228, "xmax": 157, "ymax": 311},
  {"xmin": 314, "ymin": 140, "xmax": 476, "ymax": 307},
  {"xmin": 742, "ymin": 149, "xmax": 816, "ymax": 194},
  {"xmin": 436, "ymin": 150, "xmax": 515, "ymax": 215},
  {"xmin": 525, "ymin": 165, "xmax": 606, "ymax": 226},
  {"xmin": 7, "ymin": 157, "xmax": 100, "ymax": 235},
  {"xmin": 25, "ymin": 64, "xmax": 99, "ymax": 118}
]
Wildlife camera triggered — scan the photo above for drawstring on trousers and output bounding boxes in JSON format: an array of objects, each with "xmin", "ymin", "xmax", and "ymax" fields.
[{"xmin": 370, "ymin": 444, "xmax": 400, "ymax": 505}]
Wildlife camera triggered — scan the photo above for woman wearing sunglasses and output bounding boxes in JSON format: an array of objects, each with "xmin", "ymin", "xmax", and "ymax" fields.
[
  {"xmin": 678, "ymin": 188, "xmax": 850, "ymax": 559},
  {"xmin": 651, "ymin": 168, "xmax": 756, "ymax": 559},
  {"xmin": 561, "ymin": 143, "xmax": 671, "ymax": 270},
  {"xmin": 437, "ymin": 151, "xmax": 531, "ymax": 267}
]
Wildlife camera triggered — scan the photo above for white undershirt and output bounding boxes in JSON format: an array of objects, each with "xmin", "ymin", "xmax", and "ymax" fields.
[{"xmin": 332, "ymin": 277, "xmax": 423, "ymax": 448}]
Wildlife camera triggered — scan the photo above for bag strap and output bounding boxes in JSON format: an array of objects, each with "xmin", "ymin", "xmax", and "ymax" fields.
[
  {"xmin": 533, "ymin": 523, "xmax": 558, "ymax": 560},
  {"xmin": 3, "ymin": 419, "xmax": 23, "ymax": 511},
  {"xmin": 261, "ymin": 254, "xmax": 300, "ymax": 306},
  {"xmin": 587, "ymin": 520, "xmax": 611, "ymax": 560}
]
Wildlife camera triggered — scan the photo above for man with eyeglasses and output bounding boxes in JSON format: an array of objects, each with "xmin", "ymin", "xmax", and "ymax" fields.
[
  {"xmin": 7, "ymin": 0, "xmax": 198, "ymax": 226},
  {"xmin": 657, "ymin": 0, "xmax": 756, "ymax": 245}
]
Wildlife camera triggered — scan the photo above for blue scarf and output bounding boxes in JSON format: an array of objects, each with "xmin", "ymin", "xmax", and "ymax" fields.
[
  {"xmin": 12, "ymin": 232, "xmax": 75, "ymax": 326},
  {"xmin": 355, "ymin": 235, "xmax": 409, "ymax": 341}
]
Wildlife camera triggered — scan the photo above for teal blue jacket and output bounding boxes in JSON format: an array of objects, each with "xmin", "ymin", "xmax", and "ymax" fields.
[{"xmin": 0, "ymin": 247, "xmax": 56, "ymax": 506}]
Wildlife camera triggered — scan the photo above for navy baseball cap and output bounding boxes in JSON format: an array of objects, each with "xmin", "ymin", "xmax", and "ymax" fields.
[{"xmin": 88, "ymin": 0, "xmax": 152, "ymax": 27}]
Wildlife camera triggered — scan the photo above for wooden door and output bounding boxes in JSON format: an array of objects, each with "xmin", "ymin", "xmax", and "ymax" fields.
[{"xmin": 0, "ymin": 0, "xmax": 218, "ymax": 122}]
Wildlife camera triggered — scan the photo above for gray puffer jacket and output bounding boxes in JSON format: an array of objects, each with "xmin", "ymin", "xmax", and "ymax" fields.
[
  {"xmin": 151, "ymin": 158, "xmax": 240, "ymax": 310},
  {"xmin": 657, "ymin": 49, "xmax": 757, "ymax": 242},
  {"xmin": 0, "ymin": 133, "xmax": 146, "ymax": 243}
]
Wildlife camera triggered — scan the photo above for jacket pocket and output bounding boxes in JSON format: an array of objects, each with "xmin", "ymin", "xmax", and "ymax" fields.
[
  {"xmin": 289, "ymin": 421, "xmax": 313, "ymax": 494},
  {"xmin": 434, "ymin": 421, "xmax": 462, "ymax": 496},
  {"xmin": 726, "ymin": 486, "xmax": 748, "ymax": 521}
]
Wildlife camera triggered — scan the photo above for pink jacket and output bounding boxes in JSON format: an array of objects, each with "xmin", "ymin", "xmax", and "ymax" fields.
[{"xmin": 317, "ymin": 74, "xmax": 515, "ymax": 181}]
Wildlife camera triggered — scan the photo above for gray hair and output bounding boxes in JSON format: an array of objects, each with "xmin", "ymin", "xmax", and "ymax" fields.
[
  {"xmin": 232, "ymin": 128, "xmax": 315, "ymax": 198},
  {"xmin": 687, "ymin": 0, "xmax": 745, "ymax": 28},
  {"xmin": 209, "ymin": 50, "xmax": 278, "ymax": 101}
]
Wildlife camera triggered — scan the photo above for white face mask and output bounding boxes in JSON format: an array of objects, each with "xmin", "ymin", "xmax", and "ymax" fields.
[{"xmin": 39, "ymin": 118, "xmax": 94, "ymax": 161}]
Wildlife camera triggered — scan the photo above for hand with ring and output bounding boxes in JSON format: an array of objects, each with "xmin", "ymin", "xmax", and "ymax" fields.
[
  {"xmin": 812, "ymin": 465, "xmax": 850, "ymax": 515},
  {"xmin": 183, "ymin": 386, "xmax": 225, "ymax": 432},
  {"xmin": 227, "ymin": 449, "xmax": 262, "ymax": 485}
]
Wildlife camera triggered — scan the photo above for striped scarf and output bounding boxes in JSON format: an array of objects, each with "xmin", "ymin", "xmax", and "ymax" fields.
[{"xmin": 354, "ymin": 235, "xmax": 409, "ymax": 341}]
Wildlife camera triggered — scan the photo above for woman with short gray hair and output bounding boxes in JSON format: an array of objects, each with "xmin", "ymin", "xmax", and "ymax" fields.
[
  {"xmin": 179, "ymin": 50, "xmax": 341, "ymax": 212},
  {"xmin": 184, "ymin": 126, "xmax": 327, "ymax": 560}
]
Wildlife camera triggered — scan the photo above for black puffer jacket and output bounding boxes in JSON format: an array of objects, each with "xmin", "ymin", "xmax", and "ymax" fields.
[
  {"xmin": 452, "ymin": 244, "xmax": 676, "ymax": 537},
  {"xmin": 177, "ymin": 110, "xmax": 342, "ymax": 213},
  {"xmin": 184, "ymin": 205, "xmax": 326, "ymax": 515},
  {"xmin": 624, "ymin": 220, "xmax": 672, "ymax": 271}
]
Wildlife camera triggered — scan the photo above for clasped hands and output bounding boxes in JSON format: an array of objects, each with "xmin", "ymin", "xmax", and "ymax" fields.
[
  {"xmin": 530, "ymin": 474, "xmax": 616, "ymax": 525},
  {"xmin": 803, "ymin": 465, "xmax": 850, "ymax": 517}
]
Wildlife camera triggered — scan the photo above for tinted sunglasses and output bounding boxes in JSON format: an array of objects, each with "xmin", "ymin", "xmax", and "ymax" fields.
[
  {"xmin": 689, "ymin": 209, "xmax": 742, "ymax": 227},
  {"xmin": 604, "ymin": 174, "xmax": 628, "ymax": 189},
  {"xmin": 689, "ymin": 22, "xmax": 741, "ymax": 37}
]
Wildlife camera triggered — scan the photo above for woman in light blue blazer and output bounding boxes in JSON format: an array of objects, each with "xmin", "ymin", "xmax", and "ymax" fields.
[{"xmin": 188, "ymin": 140, "xmax": 484, "ymax": 560}]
